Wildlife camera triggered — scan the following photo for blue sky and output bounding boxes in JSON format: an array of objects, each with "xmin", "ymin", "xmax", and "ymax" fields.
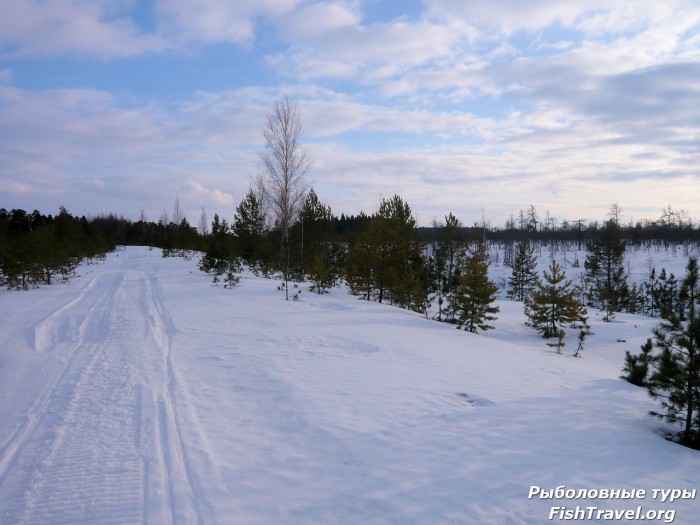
[{"xmin": 1, "ymin": 0, "xmax": 700, "ymax": 228}]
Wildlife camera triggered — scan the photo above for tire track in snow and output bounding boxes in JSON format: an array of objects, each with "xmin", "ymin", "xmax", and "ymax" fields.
[
  {"xmin": 1, "ymin": 270, "xmax": 145, "ymax": 524},
  {"xmin": 0, "ymin": 252, "xmax": 211, "ymax": 524},
  {"xmin": 0, "ymin": 271, "xmax": 123, "ymax": 498},
  {"xmin": 142, "ymin": 272, "xmax": 206, "ymax": 525}
]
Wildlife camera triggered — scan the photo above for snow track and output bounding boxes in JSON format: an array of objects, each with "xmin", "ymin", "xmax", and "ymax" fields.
[{"xmin": 0, "ymin": 252, "xmax": 203, "ymax": 524}]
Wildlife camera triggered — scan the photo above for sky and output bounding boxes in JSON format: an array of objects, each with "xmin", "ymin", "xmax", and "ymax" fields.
[{"xmin": 1, "ymin": 0, "xmax": 700, "ymax": 228}]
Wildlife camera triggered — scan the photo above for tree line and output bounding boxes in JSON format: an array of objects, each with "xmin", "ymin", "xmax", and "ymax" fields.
[{"xmin": 0, "ymin": 207, "xmax": 114, "ymax": 290}]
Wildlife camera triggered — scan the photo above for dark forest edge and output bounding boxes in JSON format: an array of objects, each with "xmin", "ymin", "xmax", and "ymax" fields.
[{"xmin": 2, "ymin": 199, "xmax": 700, "ymax": 294}]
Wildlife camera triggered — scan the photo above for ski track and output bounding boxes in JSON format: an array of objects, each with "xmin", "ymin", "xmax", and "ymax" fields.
[{"xmin": 0, "ymin": 253, "xmax": 204, "ymax": 524}]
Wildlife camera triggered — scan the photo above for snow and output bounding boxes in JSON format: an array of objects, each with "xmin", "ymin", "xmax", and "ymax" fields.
[{"xmin": 1, "ymin": 246, "xmax": 699, "ymax": 524}]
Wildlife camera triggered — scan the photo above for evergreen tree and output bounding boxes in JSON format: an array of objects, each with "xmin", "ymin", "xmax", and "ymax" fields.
[
  {"xmin": 452, "ymin": 243, "xmax": 499, "ymax": 333},
  {"xmin": 507, "ymin": 240, "xmax": 538, "ymax": 302},
  {"xmin": 295, "ymin": 188, "xmax": 335, "ymax": 284},
  {"xmin": 345, "ymin": 196, "xmax": 423, "ymax": 307},
  {"xmin": 308, "ymin": 252, "xmax": 334, "ymax": 294},
  {"xmin": 646, "ymin": 256, "xmax": 700, "ymax": 448},
  {"xmin": 232, "ymin": 189, "xmax": 267, "ymax": 267},
  {"xmin": 584, "ymin": 219, "xmax": 627, "ymax": 321},
  {"xmin": 345, "ymin": 213, "xmax": 375, "ymax": 300},
  {"xmin": 392, "ymin": 256, "xmax": 431, "ymax": 315},
  {"xmin": 625, "ymin": 282, "xmax": 645, "ymax": 315},
  {"xmin": 621, "ymin": 338, "xmax": 654, "ymax": 387},
  {"xmin": 199, "ymin": 214, "xmax": 232, "ymax": 274},
  {"xmin": 645, "ymin": 268, "xmax": 658, "ymax": 317},
  {"xmin": 428, "ymin": 213, "xmax": 467, "ymax": 322},
  {"xmin": 655, "ymin": 268, "xmax": 678, "ymax": 319},
  {"xmin": 525, "ymin": 259, "xmax": 587, "ymax": 339}
]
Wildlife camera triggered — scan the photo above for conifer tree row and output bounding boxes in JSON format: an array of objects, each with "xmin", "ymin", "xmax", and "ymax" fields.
[
  {"xmin": 345, "ymin": 195, "xmax": 428, "ymax": 312},
  {"xmin": 0, "ymin": 207, "xmax": 114, "ymax": 290}
]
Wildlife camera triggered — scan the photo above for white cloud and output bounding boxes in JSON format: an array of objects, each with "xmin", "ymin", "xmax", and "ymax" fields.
[
  {"xmin": 3, "ymin": 9, "xmax": 700, "ymax": 230},
  {"xmin": 186, "ymin": 181, "xmax": 236, "ymax": 206},
  {"xmin": 277, "ymin": 2, "xmax": 362, "ymax": 41},
  {"xmin": 423, "ymin": 0, "xmax": 679, "ymax": 36},
  {"xmin": 267, "ymin": 16, "xmax": 473, "ymax": 82},
  {"xmin": 156, "ymin": 0, "xmax": 301, "ymax": 46},
  {"xmin": 0, "ymin": 0, "xmax": 167, "ymax": 58}
]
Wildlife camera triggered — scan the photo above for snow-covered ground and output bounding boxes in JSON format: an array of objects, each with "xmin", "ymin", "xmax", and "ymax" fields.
[{"xmin": 1, "ymin": 246, "xmax": 699, "ymax": 524}]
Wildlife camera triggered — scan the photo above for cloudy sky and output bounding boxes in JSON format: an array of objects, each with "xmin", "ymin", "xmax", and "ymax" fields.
[{"xmin": 1, "ymin": 1, "xmax": 699, "ymax": 227}]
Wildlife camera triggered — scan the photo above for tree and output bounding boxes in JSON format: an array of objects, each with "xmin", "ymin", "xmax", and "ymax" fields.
[
  {"xmin": 259, "ymin": 96, "xmax": 310, "ymax": 299},
  {"xmin": 584, "ymin": 218, "xmax": 627, "ymax": 320},
  {"xmin": 452, "ymin": 242, "xmax": 499, "ymax": 333},
  {"xmin": 232, "ymin": 189, "xmax": 267, "ymax": 267},
  {"xmin": 507, "ymin": 240, "xmax": 538, "ymax": 302},
  {"xmin": 199, "ymin": 213, "xmax": 232, "ymax": 274},
  {"xmin": 525, "ymin": 259, "xmax": 587, "ymax": 340},
  {"xmin": 296, "ymin": 188, "xmax": 334, "ymax": 280},
  {"xmin": 345, "ymin": 196, "xmax": 426, "ymax": 311},
  {"xmin": 646, "ymin": 256, "xmax": 700, "ymax": 448},
  {"xmin": 198, "ymin": 208, "xmax": 209, "ymax": 236},
  {"xmin": 621, "ymin": 338, "xmax": 654, "ymax": 387},
  {"xmin": 655, "ymin": 268, "xmax": 678, "ymax": 319},
  {"xmin": 428, "ymin": 213, "xmax": 466, "ymax": 322},
  {"xmin": 345, "ymin": 212, "xmax": 375, "ymax": 300}
]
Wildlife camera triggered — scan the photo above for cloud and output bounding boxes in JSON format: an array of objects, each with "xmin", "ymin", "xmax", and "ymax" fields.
[
  {"xmin": 277, "ymin": 2, "xmax": 362, "ymax": 41},
  {"xmin": 186, "ymin": 181, "xmax": 236, "ymax": 206},
  {"xmin": 266, "ymin": 16, "xmax": 473, "ymax": 82},
  {"xmin": 423, "ymin": 0, "xmax": 690, "ymax": 36},
  {"xmin": 0, "ymin": 0, "xmax": 167, "ymax": 58},
  {"xmin": 156, "ymin": 0, "xmax": 301, "ymax": 46},
  {"xmin": 4, "ymin": 79, "xmax": 699, "ymax": 225}
]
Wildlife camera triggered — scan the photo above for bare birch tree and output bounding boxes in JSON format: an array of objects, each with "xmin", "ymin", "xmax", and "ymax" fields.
[
  {"xmin": 198, "ymin": 207, "xmax": 209, "ymax": 236},
  {"xmin": 259, "ymin": 96, "xmax": 310, "ymax": 299}
]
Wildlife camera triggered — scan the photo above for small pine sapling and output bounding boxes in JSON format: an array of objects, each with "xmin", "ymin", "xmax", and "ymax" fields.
[
  {"xmin": 620, "ymin": 338, "xmax": 653, "ymax": 386},
  {"xmin": 572, "ymin": 329, "xmax": 587, "ymax": 358}
]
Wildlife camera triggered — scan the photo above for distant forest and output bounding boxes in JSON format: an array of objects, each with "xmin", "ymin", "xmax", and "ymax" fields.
[
  {"xmin": 2, "ymin": 198, "xmax": 699, "ymax": 297},
  {"xmin": 2, "ymin": 199, "xmax": 699, "ymax": 293}
]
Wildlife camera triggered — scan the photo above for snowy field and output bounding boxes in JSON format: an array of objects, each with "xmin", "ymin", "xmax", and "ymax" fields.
[{"xmin": 1, "ymin": 246, "xmax": 699, "ymax": 524}]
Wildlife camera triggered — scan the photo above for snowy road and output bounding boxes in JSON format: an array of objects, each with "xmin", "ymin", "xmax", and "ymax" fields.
[
  {"xmin": 0, "ymin": 252, "xmax": 205, "ymax": 524},
  {"xmin": 1, "ymin": 247, "xmax": 700, "ymax": 524}
]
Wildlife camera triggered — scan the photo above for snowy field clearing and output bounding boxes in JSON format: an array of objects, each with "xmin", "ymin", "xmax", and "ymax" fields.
[{"xmin": 1, "ymin": 246, "xmax": 699, "ymax": 524}]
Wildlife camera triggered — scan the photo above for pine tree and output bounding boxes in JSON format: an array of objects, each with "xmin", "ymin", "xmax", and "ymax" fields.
[
  {"xmin": 452, "ymin": 243, "xmax": 499, "ymax": 333},
  {"xmin": 625, "ymin": 282, "xmax": 644, "ymax": 315},
  {"xmin": 645, "ymin": 268, "xmax": 658, "ymax": 317},
  {"xmin": 507, "ymin": 240, "xmax": 538, "ymax": 302},
  {"xmin": 308, "ymin": 252, "xmax": 333, "ymax": 294},
  {"xmin": 232, "ymin": 189, "xmax": 267, "ymax": 268},
  {"xmin": 584, "ymin": 218, "xmax": 627, "ymax": 321},
  {"xmin": 296, "ymin": 188, "xmax": 335, "ymax": 285},
  {"xmin": 655, "ymin": 268, "xmax": 678, "ymax": 319},
  {"xmin": 621, "ymin": 338, "xmax": 653, "ymax": 387},
  {"xmin": 199, "ymin": 214, "xmax": 232, "ymax": 274},
  {"xmin": 646, "ymin": 256, "xmax": 700, "ymax": 448},
  {"xmin": 525, "ymin": 259, "xmax": 587, "ymax": 339},
  {"xmin": 427, "ymin": 213, "xmax": 465, "ymax": 323},
  {"xmin": 344, "ymin": 196, "xmax": 423, "ymax": 306},
  {"xmin": 345, "ymin": 213, "xmax": 375, "ymax": 300}
]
